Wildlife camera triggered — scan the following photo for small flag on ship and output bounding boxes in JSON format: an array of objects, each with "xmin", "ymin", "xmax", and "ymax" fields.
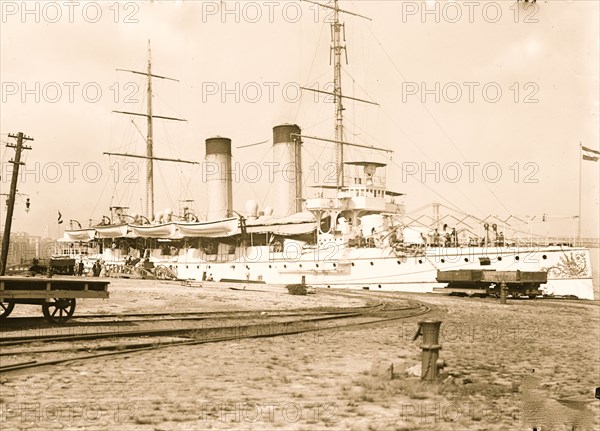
[
  {"xmin": 57, "ymin": 211, "xmax": 63, "ymax": 224},
  {"xmin": 582, "ymin": 145, "xmax": 600, "ymax": 162}
]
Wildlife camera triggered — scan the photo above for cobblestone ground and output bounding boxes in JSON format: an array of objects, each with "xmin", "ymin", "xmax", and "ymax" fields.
[{"xmin": 1, "ymin": 284, "xmax": 598, "ymax": 431}]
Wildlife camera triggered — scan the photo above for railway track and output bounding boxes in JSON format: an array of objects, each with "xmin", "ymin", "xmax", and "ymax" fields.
[
  {"xmin": 0, "ymin": 305, "xmax": 381, "ymax": 329},
  {"xmin": 0, "ymin": 306, "xmax": 381, "ymax": 345},
  {"xmin": 0, "ymin": 298, "xmax": 433, "ymax": 374}
]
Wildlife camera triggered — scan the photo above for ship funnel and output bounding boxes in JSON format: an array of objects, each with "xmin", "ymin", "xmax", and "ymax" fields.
[
  {"xmin": 205, "ymin": 137, "xmax": 233, "ymax": 220},
  {"xmin": 272, "ymin": 124, "xmax": 302, "ymax": 218}
]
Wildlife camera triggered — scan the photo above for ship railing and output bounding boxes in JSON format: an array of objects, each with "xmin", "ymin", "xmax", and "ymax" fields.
[
  {"xmin": 344, "ymin": 175, "xmax": 386, "ymax": 188},
  {"xmin": 420, "ymin": 237, "xmax": 599, "ymax": 249},
  {"xmin": 509, "ymin": 237, "xmax": 599, "ymax": 248}
]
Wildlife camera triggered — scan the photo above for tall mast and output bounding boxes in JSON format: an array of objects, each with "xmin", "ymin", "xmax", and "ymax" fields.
[
  {"xmin": 146, "ymin": 40, "xmax": 154, "ymax": 218},
  {"xmin": 113, "ymin": 41, "xmax": 188, "ymax": 221},
  {"xmin": 298, "ymin": 0, "xmax": 378, "ymax": 183},
  {"xmin": 332, "ymin": 0, "xmax": 346, "ymax": 187}
]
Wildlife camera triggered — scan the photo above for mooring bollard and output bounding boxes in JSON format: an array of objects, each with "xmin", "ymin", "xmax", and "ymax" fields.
[
  {"xmin": 500, "ymin": 281, "xmax": 507, "ymax": 304},
  {"xmin": 413, "ymin": 320, "xmax": 444, "ymax": 381}
]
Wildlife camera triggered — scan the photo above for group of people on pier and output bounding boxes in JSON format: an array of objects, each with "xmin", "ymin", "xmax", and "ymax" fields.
[{"xmin": 76, "ymin": 260, "xmax": 104, "ymax": 277}]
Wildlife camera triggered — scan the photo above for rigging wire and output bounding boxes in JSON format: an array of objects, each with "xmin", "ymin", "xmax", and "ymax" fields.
[
  {"xmin": 335, "ymin": 33, "xmax": 484, "ymax": 214},
  {"xmin": 156, "ymin": 163, "xmax": 175, "ymax": 213},
  {"xmin": 363, "ymin": 21, "xmax": 512, "ymax": 216},
  {"xmin": 232, "ymin": 142, "xmax": 276, "ymax": 212},
  {"xmin": 296, "ymin": 12, "xmax": 328, "ymax": 124},
  {"xmin": 88, "ymin": 155, "xmax": 116, "ymax": 224},
  {"xmin": 344, "ymin": 117, "xmax": 472, "ymax": 213}
]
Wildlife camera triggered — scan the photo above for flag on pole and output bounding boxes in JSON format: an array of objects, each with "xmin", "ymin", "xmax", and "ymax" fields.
[
  {"xmin": 582, "ymin": 145, "xmax": 600, "ymax": 162},
  {"xmin": 57, "ymin": 211, "xmax": 63, "ymax": 224}
]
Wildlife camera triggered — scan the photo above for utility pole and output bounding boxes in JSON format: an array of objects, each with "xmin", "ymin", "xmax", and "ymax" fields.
[{"xmin": 1, "ymin": 132, "xmax": 33, "ymax": 275}]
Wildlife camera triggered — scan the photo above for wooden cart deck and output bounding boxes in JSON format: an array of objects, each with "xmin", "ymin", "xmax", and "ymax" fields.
[
  {"xmin": 436, "ymin": 269, "xmax": 547, "ymax": 284},
  {"xmin": 0, "ymin": 276, "xmax": 109, "ymax": 299},
  {"xmin": 0, "ymin": 276, "xmax": 110, "ymax": 323},
  {"xmin": 436, "ymin": 269, "xmax": 547, "ymax": 298}
]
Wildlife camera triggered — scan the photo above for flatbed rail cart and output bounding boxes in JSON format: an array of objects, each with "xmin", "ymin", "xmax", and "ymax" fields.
[
  {"xmin": 435, "ymin": 269, "xmax": 547, "ymax": 298},
  {"xmin": 0, "ymin": 276, "xmax": 109, "ymax": 323}
]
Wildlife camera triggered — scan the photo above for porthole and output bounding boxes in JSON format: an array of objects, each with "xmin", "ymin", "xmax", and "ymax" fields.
[
  {"xmin": 351, "ymin": 262, "xmax": 355, "ymax": 266},
  {"xmin": 397, "ymin": 260, "xmax": 401, "ymax": 265},
  {"xmin": 316, "ymin": 264, "xmax": 319, "ymax": 268},
  {"xmin": 378, "ymin": 284, "xmax": 382, "ymax": 288},
  {"xmin": 418, "ymin": 259, "xmax": 423, "ymax": 264},
  {"xmin": 284, "ymin": 264, "xmax": 287, "ymax": 269},
  {"xmin": 268, "ymin": 265, "xmax": 272, "ymax": 269},
  {"xmin": 299, "ymin": 264, "xmax": 302, "ymax": 268},
  {"xmin": 441, "ymin": 259, "xmax": 445, "ymax": 263},
  {"xmin": 515, "ymin": 256, "xmax": 520, "ymax": 261},
  {"xmin": 498, "ymin": 256, "xmax": 502, "ymax": 261},
  {"xmin": 542, "ymin": 255, "xmax": 547, "ymax": 260},
  {"xmin": 464, "ymin": 258, "xmax": 469, "ymax": 263},
  {"xmin": 370, "ymin": 262, "xmax": 374, "ymax": 266}
]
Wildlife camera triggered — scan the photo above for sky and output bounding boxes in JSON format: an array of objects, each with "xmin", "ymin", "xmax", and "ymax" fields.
[{"xmin": 1, "ymin": 0, "xmax": 599, "ymax": 239}]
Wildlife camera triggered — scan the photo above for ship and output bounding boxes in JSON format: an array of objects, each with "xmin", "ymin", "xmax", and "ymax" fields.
[{"xmin": 60, "ymin": 1, "xmax": 595, "ymax": 299}]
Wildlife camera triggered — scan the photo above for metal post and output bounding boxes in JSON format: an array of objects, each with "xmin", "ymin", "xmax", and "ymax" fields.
[
  {"xmin": 500, "ymin": 281, "xmax": 507, "ymax": 304},
  {"xmin": 418, "ymin": 320, "xmax": 443, "ymax": 381},
  {"xmin": 578, "ymin": 142, "xmax": 582, "ymax": 245}
]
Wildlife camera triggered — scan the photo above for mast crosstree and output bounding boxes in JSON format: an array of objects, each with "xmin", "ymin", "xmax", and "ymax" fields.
[
  {"xmin": 112, "ymin": 40, "xmax": 188, "ymax": 220},
  {"xmin": 300, "ymin": 0, "xmax": 379, "ymax": 188}
]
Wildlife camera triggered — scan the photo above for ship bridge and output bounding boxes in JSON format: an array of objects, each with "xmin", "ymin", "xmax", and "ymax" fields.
[{"xmin": 306, "ymin": 161, "xmax": 404, "ymax": 214}]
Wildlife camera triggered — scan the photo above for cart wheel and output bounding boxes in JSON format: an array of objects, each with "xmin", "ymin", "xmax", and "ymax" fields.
[
  {"xmin": 0, "ymin": 301, "xmax": 15, "ymax": 320},
  {"xmin": 155, "ymin": 265, "xmax": 176, "ymax": 280},
  {"xmin": 42, "ymin": 298, "xmax": 76, "ymax": 324},
  {"xmin": 155, "ymin": 266, "xmax": 167, "ymax": 280}
]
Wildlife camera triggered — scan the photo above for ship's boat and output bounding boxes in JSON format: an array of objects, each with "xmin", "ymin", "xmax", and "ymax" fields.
[
  {"xmin": 94, "ymin": 223, "xmax": 130, "ymax": 239},
  {"xmin": 130, "ymin": 223, "xmax": 179, "ymax": 239},
  {"xmin": 176, "ymin": 217, "xmax": 239, "ymax": 238},
  {"xmin": 63, "ymin": 228, "xmax": 96, "ymax": 242},
  {"xmin": 245, "ymin": 212, "xmax": 316, "ymax": 235}
]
